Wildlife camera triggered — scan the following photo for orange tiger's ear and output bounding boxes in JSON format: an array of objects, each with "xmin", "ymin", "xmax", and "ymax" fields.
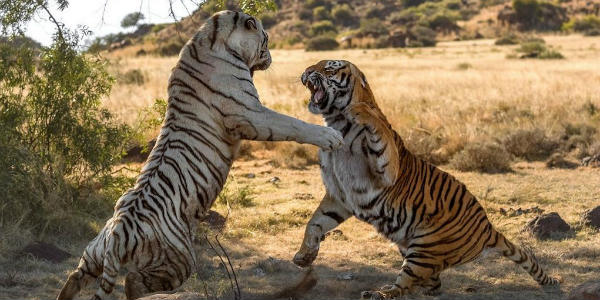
[
  {"xmin": 359, "ymin": 71, "xmax": 367, "ymax": 88},
  {"xmin": 245, "ymin": 17, "xmax": 257, "ymax": 30}
]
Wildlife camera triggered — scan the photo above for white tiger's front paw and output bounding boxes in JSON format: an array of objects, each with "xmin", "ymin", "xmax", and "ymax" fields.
[{"xmin": 316, "ymin": 127, "xmax": 343, "ymax": 151}]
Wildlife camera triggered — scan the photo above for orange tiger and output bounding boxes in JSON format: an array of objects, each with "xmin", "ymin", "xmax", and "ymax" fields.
[{"xmin": 293, "ymin": 60, "xmax": 559, "ymax": 299}]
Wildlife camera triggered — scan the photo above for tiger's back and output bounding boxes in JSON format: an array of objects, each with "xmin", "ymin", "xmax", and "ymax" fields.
[{"xmin": 295, "ymin": 60, "xmax": 559, "ymax": 298}]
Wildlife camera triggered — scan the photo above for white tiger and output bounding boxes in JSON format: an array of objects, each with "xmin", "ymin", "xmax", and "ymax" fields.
[{"xmin": 57, "ymin": 10, "xmax": 343, "ymax": 300}]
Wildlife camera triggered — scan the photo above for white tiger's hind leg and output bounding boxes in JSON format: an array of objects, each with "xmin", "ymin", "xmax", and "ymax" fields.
[
  {"xmin": 92, "ymin": 222, "xmax": 127, "ymax": 300},
  {"xmin": 57, "ymin": 259, "xmax": 100, "ymax": 300}
]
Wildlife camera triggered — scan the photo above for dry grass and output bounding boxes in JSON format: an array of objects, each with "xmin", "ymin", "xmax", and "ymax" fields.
[{"xmin": 2, "ymin": 35, "xmax": 599, "ymax": 299}]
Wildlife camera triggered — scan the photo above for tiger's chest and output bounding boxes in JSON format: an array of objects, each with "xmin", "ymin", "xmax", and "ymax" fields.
[{"xmin": 318, "ymin": 132, "xmax": 381, "ymax": 215}]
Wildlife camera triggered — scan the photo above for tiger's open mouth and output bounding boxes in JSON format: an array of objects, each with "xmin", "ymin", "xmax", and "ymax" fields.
[{"xmin": 305, "ymin": 79, "xmax": 327, "ymax": 108}]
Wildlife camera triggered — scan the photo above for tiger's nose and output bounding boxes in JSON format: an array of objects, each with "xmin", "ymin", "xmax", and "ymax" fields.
[{"xmin": 301, "ymin": 69, "xmax": 314, "ymax": 85}]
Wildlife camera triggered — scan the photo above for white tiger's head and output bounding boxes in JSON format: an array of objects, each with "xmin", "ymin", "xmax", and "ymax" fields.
[
  {"xmin": 195, "ymin": 10, "xmax": 271, "ymax": 76},
  {"xmin": 301, "ymin": 60, "xmax": 372, "ymax": 115}
]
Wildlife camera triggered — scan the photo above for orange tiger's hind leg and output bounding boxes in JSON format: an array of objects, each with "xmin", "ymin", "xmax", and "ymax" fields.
[
  {"xmin": 361, "ymin": 258, "xmax": 438, "ymax": 299},
  {"xmin": 125, "ymin": 270, "xmax": 183, "ymax": 300}
]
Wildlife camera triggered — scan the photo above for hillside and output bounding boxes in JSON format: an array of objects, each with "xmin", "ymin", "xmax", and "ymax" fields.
[{"xmin": 99, "ymin": 0, "xmax": 600, "ymax": 56}]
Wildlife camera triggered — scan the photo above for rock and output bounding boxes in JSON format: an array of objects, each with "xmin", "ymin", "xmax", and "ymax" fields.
[
  {"xmin": 525, "ymin": 212, "xmax": 571, "ymax": 240},
  {"xmin": 293, "ymin": 193, "xmax": 314, "ymax": 200},
  {"xmin": 582, "ymin": 154, "xmax": 600, "ymax": 167},
  {"xmin": 336, "ymin": 272, "xmax": 354, "ymax": 281},
  {"xmin": 200, "ymin": 210, "xmax": 226, "ymax": 231},
  {"xmin": 268, "ymin": 176, "xmax": 280, "ymax": 184},
  {"xmin": 139, "ymin": 292, "xmax": 201, "ymax": 300},
  {"xmin": 567, "ymin": 280, "xmax": 600, "ymax": 300},
  {"xmin": 499, "ymin": 206, "xmax": 544, "ymax": 217},
  {"xmin": 254, "ymin": 267, "xmax": 266, "ymax": 277},
  {"xmin": 582, "ymin": 206, "xmax": 600, "ymax": 229},
  {"xmin": 244, "ymin": 173, "xmax": 256, "ymax": 178},
  {"xmin": 256, "ymin": 256, "xmax": 285, "ymax": 274},
  {"xmin": 18, "ymin": 241, "xmax": 71, "ymax": 263},
  {"xmin": 546, "ymin": 153, "xmax": 579, "ymax": 169}
]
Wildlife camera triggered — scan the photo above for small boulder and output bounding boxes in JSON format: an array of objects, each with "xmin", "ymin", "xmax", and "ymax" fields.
[
  {"xmin": 525, "ymin": 212, "xmax": 571, "ymax": 240},
  {"xmin": 546, "ymin": 153, "xmax": 579, "ymax": 169},
  {"xmin": 582, "ymin": 206, "xmax": 600, "ymax": 229},
  {"xmin": 567, "ymin": 280, "xmax": 600, "ymax": 300},
  {"xmin": 19, "ymin": 241, "xmax": 71, "ymax": 263}
]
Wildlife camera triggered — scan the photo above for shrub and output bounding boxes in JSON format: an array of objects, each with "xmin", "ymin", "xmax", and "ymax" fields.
[
  {"xmin": 298, "ymin": 8, "xmax": 313, "ymax": 21},
  {"xmin": 450, "ymin": 141, "xmax": 512, "ymax": 173},
  {"xmin": 427, "ymin": 12, "xmax": 460, "ymax": 33},
  {"xmin": 304, "ymin": 0, "xmax": 326, "ymax": 9},
  {"xmin": 502, "ymin": 128, "xmax": 558, "ymax": 160},
  {"xmin": 218, "ymin": 183, "xmax": 254, "ymax": 208},
  {"xmin": 358, "ymin": 18, "xmax": 389, "ymax": 38},
  {"xmin": 332, "ymin": 4, "xmax": 358, "ymax": 27},
  {"xmin": 512, "ymin": 0, "xmax": 568, "ymax": 31},
  {"xmin": 313, "ymin": 6, "xmax": 331, "ymax": 21},
  {"xmin": 119, "ymin": 69, "xmax": 145, "ymax": 85},
  {"xmin": 538, "ymin": 49, "xmax": 564, "ymax": 59},
  {"xmin": 389, "ymin": 9, "xmax": 422, "ymax": 26},
  {"xmin": 401, "ymin": 0, "xmax": 427, "ymax": 7},
  {"xmin": 562, "ymin": 15, "xmax": 600, "ymax": 33},
  {"xmin": 516, "ymin": 41, "xmax": 564, "ymax": 59},
  {"xmin": 495, "ymin": 33, "xmax": 520, "ymax": 45},
  {"xmin": 365, "ymin": 6, "xmax": 389, "ymax": 19},
  {"xmin": 0, "ymin": 33, "xmax": 132, "ymax": 237},
  {"xmin": 155, "ymin": 39, "xmax": 185, "ymax": 56},
  {"xmin": 259, "ymin": 12, "xmax": 277, "ymax": 29},
  {"xmin": 456, "ymin": 62, "xmax": 472, "ymax": 70},
  {"xmin": 585, "ymin": 28, "xmax": 600, "ymax": 36},
  {"xmin": 305, "ymin": 35, "xmax": 339, "ymax": 51},
  {"xmin": 310, "ymin": 20, "xmax": 337, "ymax": 36},
  {"xmin": 374, "ymin": 36, "xmax": 390, "ymax": 48},
  {"xmin": 408, "ymin": 25, "xmax": 437, "ymax": 47}
]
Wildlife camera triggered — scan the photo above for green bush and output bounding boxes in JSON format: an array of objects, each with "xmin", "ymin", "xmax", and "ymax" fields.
[
  {"xmin": 155, "ymin": 39, "xmax": 185, "ymax": 56},
  {"xmin": 401, "ymin": 0, "xmax": 427, "ymax": 7},
  {"xmin": 313, "ymin": 6, "xmax": 331, "ymax": 21},
  {"xmin": 310, "ymin": 20, "xmax": 337, "ymax": 36},
  {"xmin": 515, "ymin": 41, "xmax": 564, "ymax": 59},
  {"xmin": 495, "ymin": 32, "xmax": 520, "ymax": 45},
  {"xmin": 389, "ymin": 9, "xmax": 422, "ymax": 26},
  {"xmin": 358, "ymin": 18, "xmax": 389, "ymax": 37},
  {"xmin": 304, "ymin": 0, "xmax": 326, "ymax": 9},
  {"xmin": 259, "ymin": 12, "xmax": 277, "ymax": 29},
  {"xmin": 0, "ymin": 33, "xmax": 132, "ymax": 237},
  {"xmin": 332, "ymin": 4, "xmax": 358, "ymax": 27},
  {"xmin": 512, "ymin": 0, "xmax": 568, "ymax": 30},
  {"xmin": 408, "ymin": 25, "xmax": 437, "ymax": 47},
  {"xmin": 502, "ymin": 128, "xmax": 558, "ymax": 160},
  {"xmin": 298, "ymin": 8, "xmax": 313, "ymax": 21},
  {"xmin": 426, "ymin": 12, "xmax": 460, "ymax": 33},
  {"xmin": 450, "ymin": 141, "xmax": 512, "ymax": 173},
  {"xmin": 119, "ymin": 69, "xmax": 145, "ymax": 85},
  {"xmin": 562, "ymin": 15, "xmax": 600, "ymax": 33},
  {"xmin": 305, "ymin": 35, "xmax": 339, "ymax": 51}
]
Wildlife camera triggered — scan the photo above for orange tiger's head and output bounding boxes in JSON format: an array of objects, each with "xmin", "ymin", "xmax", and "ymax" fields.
[{"xmin": 301, "ymin": 60, "xmax": 376, "ymax": 115}]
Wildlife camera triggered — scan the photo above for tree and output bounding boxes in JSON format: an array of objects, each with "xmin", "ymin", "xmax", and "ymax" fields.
[{"xmin": 121, "ymin": 12, "xmax": 144, "ymax": 28}]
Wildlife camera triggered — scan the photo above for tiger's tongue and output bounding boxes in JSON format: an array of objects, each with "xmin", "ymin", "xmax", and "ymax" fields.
[{"xmin": 314, "ymin": 89, "xmax": 324, "ymax": 103}]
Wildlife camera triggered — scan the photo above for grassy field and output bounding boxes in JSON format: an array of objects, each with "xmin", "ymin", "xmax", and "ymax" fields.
[{"xmin": 1, "ymin": 34, "xmax": 599, "ymax": 299}]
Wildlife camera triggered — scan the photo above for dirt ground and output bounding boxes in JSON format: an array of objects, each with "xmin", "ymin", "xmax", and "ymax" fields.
[{"xmin": 1, "ymin": 156, "xmax": 599, "ymax": 300}]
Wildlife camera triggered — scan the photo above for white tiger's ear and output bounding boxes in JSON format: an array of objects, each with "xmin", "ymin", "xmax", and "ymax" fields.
[{"xmin": 245, "ymin": 17, "xmax": 257, "ymax": 31}]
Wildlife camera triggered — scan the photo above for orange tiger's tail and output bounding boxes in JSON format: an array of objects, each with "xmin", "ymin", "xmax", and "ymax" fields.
[{"xmin": 493, "ymin": 231, "xmax": 560, "ymax": 286}]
